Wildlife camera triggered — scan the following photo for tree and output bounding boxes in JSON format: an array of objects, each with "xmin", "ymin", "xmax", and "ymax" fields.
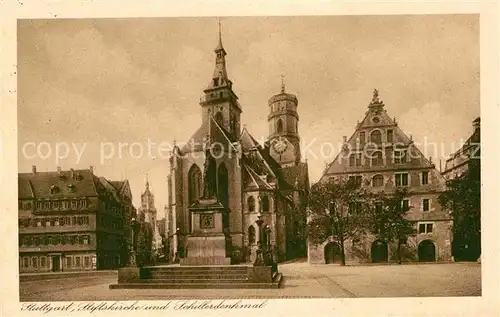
[
  {"xmin": 372, "ymin": 188, "xmax": 417, "ymax": 264},
  {"xmin": 307, "ymin": 177, "xmax": 376, "ymax": 265},
  {"xmin": 136, "ymin": 222, "xmax": 153, "ymax": 267},
  {"xmin": 438, "ymin": 157, "xmax": 481, "ymax": 261}
]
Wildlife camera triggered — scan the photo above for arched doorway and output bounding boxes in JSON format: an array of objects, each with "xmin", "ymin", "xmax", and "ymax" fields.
[
  {"xmin": 371, "ymin": 240, "xmax": 388, "ymax": 263},
  {"xmin": 324, "ymin": 242, "xmax": 342, "ymax": 264},
  {"xmin": 418, "ymin": 240, "xmax": 436, "ymax": 262}
]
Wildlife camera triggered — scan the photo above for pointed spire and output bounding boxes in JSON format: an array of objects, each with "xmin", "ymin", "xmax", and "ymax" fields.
[
  {"xmin": 281, "ymin": 75, "xmax": 285, "ymax": 93},
  {"xmin": 145, "ymin": 173, "xmax": 149, "ymax": 190},
  {"xmin": 215, "ymin": 17, "xmax": 225, "ymax": 53}
]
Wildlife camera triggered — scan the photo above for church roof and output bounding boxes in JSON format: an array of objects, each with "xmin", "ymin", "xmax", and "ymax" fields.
[
  {"xmin": 181, "ymin": 116, "xmax": 236, "ymax": 153},
  {"xmin": 239, "ymin": 127, "xmax": 260, "ymax": 152},
  {"xmin": 243, "ymin": 164, "xmax": 274, "ymax": 190}
]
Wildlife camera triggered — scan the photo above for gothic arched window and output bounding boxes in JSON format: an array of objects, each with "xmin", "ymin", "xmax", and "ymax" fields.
[
  {"xmin": 188, "ymin": 164, "xmax": 202, "ymax": 204},
  {"xmin": 248, "ymin": 225, "xmax": 256, "ymax": 245},
  {"xmin": 261, "ymin": 195, "xmax": 270, "ymax": 213},
  {"xmin": 247, "ymin": 196, "xmax": 255, "ymax": 212},
  {"xmin": 370, "ymin": 130, "xmax": 382, "ymax": 144},
  {"xmin": 276, "ymin": 119, "xmax": 283, "ymax": 133},
  {"xmin": 215, "ymin": 111, "xmax": 224, "ymax": 126},
  {"xmin": 217, "ymin": 163, "xmax": 230, "ymax": 232}
]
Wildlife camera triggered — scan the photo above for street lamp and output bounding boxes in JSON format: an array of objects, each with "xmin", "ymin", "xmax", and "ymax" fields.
[
  {"xmin": 265, "ymin": 225, "xmax": 271, "ymax": 248},
  {"xmin": 128, "ymin": 217, "xmax": 137, "ymax": 267},
  {"xmin": 253, "ymin": 212, "xmax": 265, "ymax": 266},
  {"xmin": 174, "ymin": 227, "xmax": 180, "ymax": 263},
  {"xmin": 264, "ymin": 225, "xmax": 273, "ymax": 265}
]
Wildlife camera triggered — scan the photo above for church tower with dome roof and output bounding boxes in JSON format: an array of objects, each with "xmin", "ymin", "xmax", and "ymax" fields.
[{"xmin": 268, "ymin": 77, "xmax": 302, "ymax": 167}]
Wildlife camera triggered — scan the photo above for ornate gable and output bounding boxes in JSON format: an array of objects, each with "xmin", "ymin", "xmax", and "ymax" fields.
[{"xmin": 323, "ymin": 89, "xmax": 436, "ymax": 178}]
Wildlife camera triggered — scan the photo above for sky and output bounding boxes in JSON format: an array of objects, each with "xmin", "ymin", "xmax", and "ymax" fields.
[{"xmin": 17, "ymin": 15, "xmax": 480, "ymax": 216}]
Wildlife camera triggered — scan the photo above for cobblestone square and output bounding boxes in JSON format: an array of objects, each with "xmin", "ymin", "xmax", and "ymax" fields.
[{"xmin": 20, "ymin": 262, "xmax": 481, "ymax": 301}]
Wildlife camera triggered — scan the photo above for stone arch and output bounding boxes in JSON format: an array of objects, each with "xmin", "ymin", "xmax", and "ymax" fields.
[
  {"xmin": 371, "ymin": 240, "xmax": 388, "ymax": 263},
  {"xmin": 324, "ymin": 242, "xmax": 342, "ymax": 264},
  {"xmin": 418, "ymin": 239, "xmax": 437, "ymax": 262},
  {"xmin": 276, "ymin": 118, "xmax": 284, "ymax": 133},
  {"xmin": 188, "ymin": 164, "xmax": 202, "ymax": 204},
  {"xmin": 372, "ymin": 174, "xmax": 384, "ymax": 187},
  {"xmin": 248, "ymin": 225, "xmax": 256, "ymax": 245},
  {"xmin": 370, "ymin": 129, "xmax": 382, "ymax": 144}
]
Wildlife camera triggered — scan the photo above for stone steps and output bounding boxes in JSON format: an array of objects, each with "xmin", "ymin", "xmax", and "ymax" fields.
[
  {"xmin": 110, "ymin": 265, "xmax": 282, "ymax": 289},
  {"xmin": 149, "ymin": 274, "xmax": 248, "ymax": 279},
  {"xmin": 131, "ymin": 278, "xmax": 249, "ymax": 283},
  {"xmin": 110, "ymin": 273, "xmax": 282, "ymax": 289}
]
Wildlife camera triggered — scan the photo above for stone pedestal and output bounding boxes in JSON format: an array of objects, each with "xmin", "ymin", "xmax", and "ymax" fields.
[{"xmin": 183, "ymin": 197, "xmax": 231, "ymax": 266}]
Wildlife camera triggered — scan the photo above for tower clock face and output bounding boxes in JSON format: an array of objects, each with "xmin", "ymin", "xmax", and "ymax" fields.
[{"xmin": 273, "ymin": 138, "xmax": 288, "ymax": 154}]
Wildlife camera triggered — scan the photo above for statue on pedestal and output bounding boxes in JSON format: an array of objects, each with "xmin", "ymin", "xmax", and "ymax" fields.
[{"xmin": 202, "ymin": 146, "xmax": 217, "ymax": 199}]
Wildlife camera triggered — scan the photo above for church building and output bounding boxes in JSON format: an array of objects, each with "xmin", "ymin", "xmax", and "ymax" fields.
[
  {"xmin": 308, "ymin": 90, "xmax": 453, "ymax": 264},
  {"xmin": 166, "ymin": 27, "xmax": 309, "ymax": 264}
]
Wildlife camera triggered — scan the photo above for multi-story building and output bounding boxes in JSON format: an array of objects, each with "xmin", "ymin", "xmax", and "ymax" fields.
[
  {"xmin": 18, "ymin": 166, "xmax": 134, "ymax": 273},
  {"xmin": 308, "ymin": 90, "xmax": 452, "ymax": 264},
  {"xmin": 166, "ymin": 28, "xmax": 309, "ymax": 264},
  {"xmin": 442, "ymin": 117, "xmax": 481, "ymax": 261},
  {"xmin": 442, "ymin": 117, "xmax": 480, "ymax": 180}
]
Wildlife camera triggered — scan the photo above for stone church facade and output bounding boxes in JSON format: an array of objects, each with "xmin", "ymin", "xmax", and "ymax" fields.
[
  {"xmin": 308, "ymin": 90, "xmax": 453, "ymax": 264},
  {"xmin": 166, "ymin": 30, "xmax": 309, "ymax": 264}
]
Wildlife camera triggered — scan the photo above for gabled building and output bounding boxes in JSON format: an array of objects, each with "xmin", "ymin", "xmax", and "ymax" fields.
[
  {"xmin": 308, "ymin": 90, "xmax": 452, "ymax": 264},
  {"xmin": 166, "ymin": 27, "xmax": 309, "ymax": 264},
  {"xmin": 18, "ymin": 166, "xmax": 133, "ymax": 272},
  {"xmin": 442, "ymin": 117, "xmax": 480, "ymax": 180}
]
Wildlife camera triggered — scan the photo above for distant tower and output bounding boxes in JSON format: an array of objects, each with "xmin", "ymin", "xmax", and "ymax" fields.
[
  {"xmin": 199, "ymin": 20, "xmax": 242, "ymax": 139},
  {"xmin": 268, "ymin": 76, "xmax": 301, "ymax": 166},
  {"xmin": 140, "ymin": 175, "xmax": 163, "ymax": 255},
  {"xmin": 140, "ymin": 174, "xmax": 157, "ymax": 225}
]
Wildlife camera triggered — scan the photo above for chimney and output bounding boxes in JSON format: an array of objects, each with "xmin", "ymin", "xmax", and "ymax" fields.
[
  {"xmin": 57, "ymin": 166, "xmax": 61, "ymax": 174},
  {"xmin": 32, "ymin": 165, "xmax": 37, "ymax": 175},
  {"xmin": 89, "ymin": 165, "xmax": 94, "ymax": 174},
  {"xmin": 343, "ymin": 136, "xmax": 347, "ymax": 143},
  {"xmin": 70, "ymin": 168, "xmax": 74, "ymax": 179}
]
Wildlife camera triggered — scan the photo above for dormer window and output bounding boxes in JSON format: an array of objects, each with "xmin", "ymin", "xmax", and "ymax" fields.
[
  {"xmin": 50, "ymin": 185, "xmax": 60, "ymax": 194},
  {"xmin": 213, "ymin": 78, "xmax": 219, "ymax": 86},
  {"xmin": 67, "ymin": 184, "xmax": 76, "ymax": 193}
]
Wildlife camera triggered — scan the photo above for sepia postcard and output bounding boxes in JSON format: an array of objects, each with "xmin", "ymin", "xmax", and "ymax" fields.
[{"xmin": 1, "ymin": 1, "xmax": 499, "ymax": 317}]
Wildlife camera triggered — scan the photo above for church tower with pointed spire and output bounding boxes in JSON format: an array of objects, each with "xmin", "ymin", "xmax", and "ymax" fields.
[
  {"xmin": 199, "ymin": 20, "xmax": 242, "ymax": 140},
  {"xmin": 140, "ymin": 174, "xmax": 157, "ymax": 226},
  {"xmin": 166, "ymin": 21, "xmax": 310, "ymax": 265}
]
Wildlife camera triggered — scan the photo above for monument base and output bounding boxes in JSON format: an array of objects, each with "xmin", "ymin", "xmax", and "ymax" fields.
[{"xmin": 182, "ymin": 234, "xmax": 231, "ymax": 266}]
